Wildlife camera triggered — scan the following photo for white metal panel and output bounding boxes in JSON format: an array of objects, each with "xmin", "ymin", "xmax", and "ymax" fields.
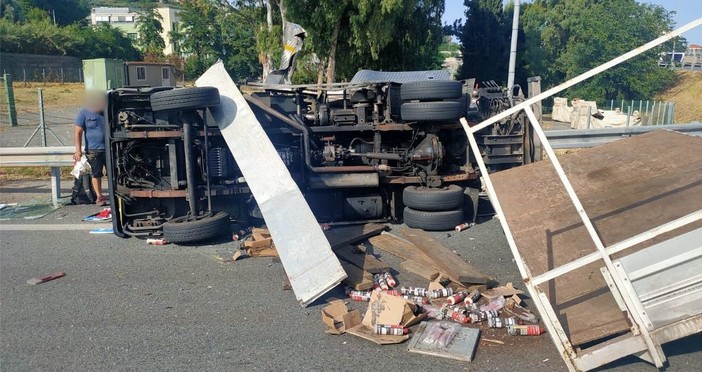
[
  {"xmin": 617, "ymin": 228, "xmax": 702, "ymax": 328},
  {"xmin": 196, "ymin": 62, "xmax": 347, "ymax": 306}
]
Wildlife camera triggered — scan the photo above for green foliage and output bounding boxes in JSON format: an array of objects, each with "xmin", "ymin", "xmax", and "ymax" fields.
[
  {"xmin": 16, "ymin": 0, "xmax": 90, "ymax": 25},
  {"xmin": 459, "ymin": 0, "xmax": 510, "ymax": 83},
  {"xmin": 0, "ymin": 18, "xmax": 140, "ymax": 60},
  {"xmin": 174, "ymin": 0, "xmax": 260, "ymax": 81},
  {"xmin": 521, "ymin": 0, "xmax": 677, "ymax": 101},
  {"xmin": 286, "ymin": 0, "xmax": 444, "ymax": 83},
  {"xmin": 136, "ymin": 3, "xmax": 166, "ymax": 57}
]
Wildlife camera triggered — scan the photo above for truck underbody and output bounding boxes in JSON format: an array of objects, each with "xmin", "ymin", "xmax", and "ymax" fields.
[{"xmin": 105, "ymin": 71, "xmax": 533, "ymax": 242}]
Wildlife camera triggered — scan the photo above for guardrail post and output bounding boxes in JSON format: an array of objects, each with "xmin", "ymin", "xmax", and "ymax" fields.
[
  {"xmin": 50, "ymin": 166, "xmax": 61, "ymax": 208},
  {"xmin": 3, "ymin": 73, "xmax": 18, "ymax": 127}
]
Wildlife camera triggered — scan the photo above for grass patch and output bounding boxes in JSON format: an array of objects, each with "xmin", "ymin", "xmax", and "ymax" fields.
[
  {"xmin": 3, "ymin": 82, "xmax": 84, "ymax": 115},
  {"xmin": 656, "ymin": 71, "xmax": 702, "ymax": 123},
  {"xmin": 0, "ymin": 166, "xmax": 73, "ymax": 181}
]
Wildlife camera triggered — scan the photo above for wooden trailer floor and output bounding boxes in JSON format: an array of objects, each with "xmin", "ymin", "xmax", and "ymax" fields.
[{"xmin": 491, "ymin": 130, "xmax": 702, "ymax": 345}]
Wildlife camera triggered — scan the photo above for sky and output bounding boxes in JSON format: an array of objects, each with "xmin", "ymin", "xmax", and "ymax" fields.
[{"xmin": 442, "ymin": 0, "xmax": 702, "ymax": 45}]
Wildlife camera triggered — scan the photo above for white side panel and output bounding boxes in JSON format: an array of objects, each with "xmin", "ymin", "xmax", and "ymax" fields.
[{"xmin": 196, "ymin": 62, "xmax": 346, "ymax": 306}]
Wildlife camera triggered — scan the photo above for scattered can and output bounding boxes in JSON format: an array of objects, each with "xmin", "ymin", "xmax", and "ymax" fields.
[
  {"xmin": 374, "ymin": 274, "xmax": 389, "ymax": 290},
  {"xmin": 232, "ymin": 227, "xmax": 253, "ymax": 241},
  {"xmin": 451, "ymin": 311, "xmax": 471, "ymax": 324},
  {"xmin": 383, "ymin": 272, "xmax": 397, "ymax": 288},
  {"xmin": 348, "ymin": 290, "xmax": 372, "ymax": 302},
  {"xmin": 146, "ymin": 238, "xmax": 168, "ymax": 245},
  {"xmin": 507, "ymin": 325, "xmax": 545, "ymax": 336},
  {"xmin": 469, "ymin": 309, "xmax": 499, "ymax": 323},
  {"xmin": 488, "ymin": 317, "xmax": 517, "ymax": 328},
  {"xmin": 447, "ymin": 291, "xmax": 468, "ymax": 305},
  {"xmin": 463, "ymin": 290, "xmax": 481, "ymax": 305},
  {"xmin": 374, "ymin": 324, "xmax": 408, "ymax": 336},
  {"xmin": 402, "ymin": 295, "xmax": 429, "ymax": 304},
  {"xmin": 400, "ymin": 286, "xmax": 428, "ymax": 297},
  {"xmin": 430, "ymin": 287, "xmax": 454, "ymax": 299},
  {"xmin": 455, "ymin": 222, "xmax": 474, "ymax": 232}
]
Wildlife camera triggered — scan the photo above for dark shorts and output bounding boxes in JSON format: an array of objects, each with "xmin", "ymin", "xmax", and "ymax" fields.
[{"xmin": 85, "ymin": 151, "xmax": 106, "ymax": 178}]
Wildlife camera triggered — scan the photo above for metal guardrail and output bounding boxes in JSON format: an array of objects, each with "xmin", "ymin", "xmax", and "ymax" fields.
[
  {"xmin": 0, "ymin": 146, "xmax": 74, "ymax": 208},
  {"xmin": 545, "ymin": 123, "xmax": 702, "ymax": 149}
]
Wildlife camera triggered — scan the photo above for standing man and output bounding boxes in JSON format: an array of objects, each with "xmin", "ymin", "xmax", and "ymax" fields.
[{"xmin": 73, "ymin": 91, "xmax": 107, "ymax": 206}]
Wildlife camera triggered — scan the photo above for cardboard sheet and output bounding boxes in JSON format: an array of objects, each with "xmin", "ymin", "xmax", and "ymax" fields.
[
  {"xmin": 196, "ymin": 62, "xmax": 346, "ymax": 306},
  {"xmin": 346, "ymin": 290, "xmax": 426, "ymax": 344}
]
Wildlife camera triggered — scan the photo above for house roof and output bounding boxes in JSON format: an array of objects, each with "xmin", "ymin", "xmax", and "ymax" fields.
[
  {"xmin": 125, "ymin": 61, "xmax": 176, "ymax": 67},
  {"xmin": 689, "ymin": 44, "xmax": 702, "ymax": 49}
]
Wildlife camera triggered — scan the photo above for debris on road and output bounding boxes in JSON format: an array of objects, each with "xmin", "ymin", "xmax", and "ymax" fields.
[
  {"xmin": 322, "ymin": 300, "xmax": 362, "ymax": 335},
  {"xmin": 89, "ymin": 227, "xmax": 113, "ymax": 234},
  {"xmin": 399, "ymin": 227, "xmax": 489, "ymax": 285},
  {"xmin": 146, "ymin": 238, "xmax": 169, "ymax": 245},
  {"xmin": 243, "ymin": 228, "xmax": 278, "ymax": 257},
  {"xmin": 27, "ymin": 272, "xmax": 65, "ymax": 285},
  {"xmin": 82, "ymin": 208, "xmax": 112, "ymax": 222},
  {"xmin": 407, "ymin": 321, "xmax": 480, "ymax": 362},
  {"xmin": 345, "ymin": 290, "xmax": 426, "ymax": 345}
]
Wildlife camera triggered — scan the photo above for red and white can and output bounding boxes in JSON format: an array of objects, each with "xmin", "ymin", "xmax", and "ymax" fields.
[{"xmin": 383, "ymin": 272, "xmax": 397, "ymax": 288}]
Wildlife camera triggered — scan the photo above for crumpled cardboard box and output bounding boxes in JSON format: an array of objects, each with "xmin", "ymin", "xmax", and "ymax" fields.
[
  {"xmin": 346, "ymin": 290, "xmax": 427, "ymax": 344},
  {"xmin": 321, "ymin": 300, "xmax": 361, "ymax": 335}
]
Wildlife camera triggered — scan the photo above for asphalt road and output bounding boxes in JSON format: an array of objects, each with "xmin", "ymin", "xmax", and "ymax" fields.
[{"xmin": 1, "ymin": 202, "xmax": 701, "ymax": 371}]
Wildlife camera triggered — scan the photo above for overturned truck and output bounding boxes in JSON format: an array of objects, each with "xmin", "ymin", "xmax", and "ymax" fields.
[{"xmin": 105, "ymin": 70, "xmax": 534, "ymax": 242}]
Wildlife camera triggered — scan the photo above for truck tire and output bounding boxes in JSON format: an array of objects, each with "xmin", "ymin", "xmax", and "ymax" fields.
[
  {"xmin": 403, "ymin": 207, "xmax": 464, "ymax": 231},
  {"xmin": 401, "ymin": 80, "xmax": 463, "ymax": 101},
  {"xmin": 150, "ymin": 87, "xmax": 220, "ymax": 112},
  {"xmin": 401, "ymin": 101, "xmax": 463, "ymax": 122},
  {"xmin": 403, "ymin": 185, "xmax": 464, "ymax": 211},
  {"xmin": 163, "ymin": 211, "xmax": 231, "ymax": 244}
]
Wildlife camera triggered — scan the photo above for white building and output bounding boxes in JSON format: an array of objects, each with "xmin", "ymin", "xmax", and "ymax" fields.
[{"xmin": 89, "ymin": 6, "xmax": 180, "ymax": 56}]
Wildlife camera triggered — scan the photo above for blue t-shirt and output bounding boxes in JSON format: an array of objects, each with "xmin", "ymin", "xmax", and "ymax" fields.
[{"xmin": 75, "ymin": 108, "xmax": 105, "ymax": 151}]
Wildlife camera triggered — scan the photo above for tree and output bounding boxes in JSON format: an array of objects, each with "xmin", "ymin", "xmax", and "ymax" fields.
[
  {"xmin": 287, "ymin": 0, "xmax": 444, "ymax": 84},
  {"xmin": 174, "ymin": 0, "xmax": 261, "ymax": 81},
  {"xmin": 0, "ymin": 17, "xmax": 140, "ymax": 60},
  {"xmin": 136, "ymin": 2, "xmax": 166, "ymax": 59},
  {"xmin": 459, "ymin": 0, "xmax": 509, "ymax": 83},
  {"xmin": 521, "ymin": 0, "xmax": 677, "ymax": 101},
  {"xmin": 16, "ymin": 0, "xmax": 90, "ymax": 25}
]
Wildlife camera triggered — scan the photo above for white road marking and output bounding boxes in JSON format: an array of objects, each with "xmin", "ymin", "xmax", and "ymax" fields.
[{"xmin": 0, "ymin": 224, "xmax": 106, "ymax": 231}]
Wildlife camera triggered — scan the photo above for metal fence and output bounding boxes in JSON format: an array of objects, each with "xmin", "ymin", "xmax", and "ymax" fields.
[
  {"xmin": 0, "ymin": 82, "xmax": 79, "ymax": 147},
  {"xmin": 1, "ymin": 67, "xmax": 83, "ymax": 84}
]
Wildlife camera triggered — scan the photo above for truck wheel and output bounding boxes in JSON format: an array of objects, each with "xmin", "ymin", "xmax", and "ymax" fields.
[
  {"xmin": 403, "ymin": 185, "xmax": 464, "ymax": 211},
  {"xmin": 150, "ymin": 87, "xmax": 220, "ymax": 112},
  {"xmin": 401, "ymin": 101, "xmax": 463, "ymax": 122},
  {"xmin": 401, "ymin": 80, "xmax": 463, "ymax": 101},
  {"xmin": 163, "ymin": 211, "xmax": 231, "ymax": 244},
  {"xmin": 403, "ymin": 207, "xmax": 464, "ymax": 231}
]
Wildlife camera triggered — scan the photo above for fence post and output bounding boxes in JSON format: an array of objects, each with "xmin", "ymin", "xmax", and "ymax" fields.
[
  {"xmin": 587, "ymin": 106, "xmax": 592, "ymax": 129},
  {"xmin": 638, "ymin": 100, "xmax": 642, "ymax": 114},
  {"xmin": 620, "ymin": 99, "xmax": 624, "ymax": 111},
  {"xmin": 60, "ymin": 67, "xmax": 64, "ymax": 83},
  {"xmin": 22, "ymin": 68, "xmax": 27, "ymax": 84},
  {"xmin": 38, "ymin": 88, "xmax": 47, "ymax": 147},
  {"xmin": 3, "ymin": 73, "xmax": 18, "ymax": 127},
  {"xmin": 610, "ymin": 99, "xmax": 614, "ymax": 110},
  {"xmin": 42, "ymin": 68, "xmax": 46, "ymax": 83},
  {"xmin": 626, "ymin": 106, "xmax": 631, "ymax": 127},
  {"xmin": 669, "ymin": 102, "xmax": 675, "ymax": 124}
]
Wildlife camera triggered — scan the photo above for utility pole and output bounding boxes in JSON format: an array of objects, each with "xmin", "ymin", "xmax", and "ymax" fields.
[{"xmin": 507, "ymin": 0, "xmax": 520, "ymax": 98}]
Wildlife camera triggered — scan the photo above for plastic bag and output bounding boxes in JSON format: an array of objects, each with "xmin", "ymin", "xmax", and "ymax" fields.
[
  {"xmin": 421, "ymin": 322, "xmax": 461, "ymax": 348},
  {"xmin": 71, "ymin": 155, "xmax": 92, "ymax": 179},
  {"xmin": 480, "ymin": 296, "xmax": 506, "ymax": 312}
]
